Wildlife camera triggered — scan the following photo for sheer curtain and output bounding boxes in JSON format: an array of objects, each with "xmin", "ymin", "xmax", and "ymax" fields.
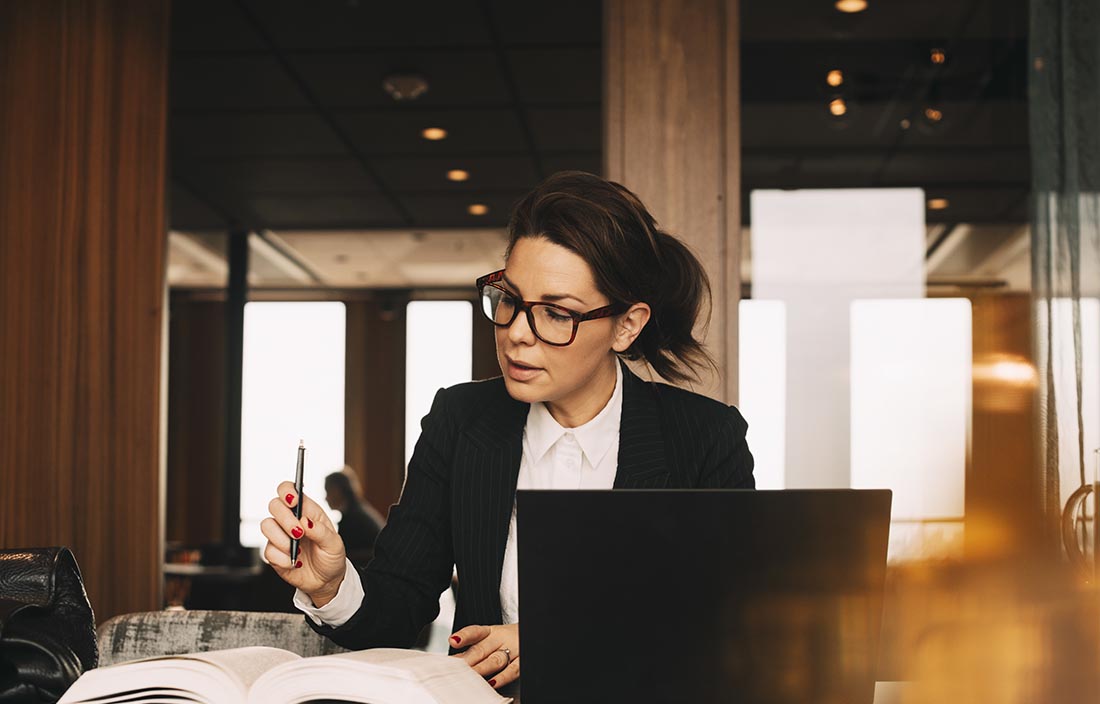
[{"xmin": 1031, "ymin": 0, "xmax": 1100, "ymax": 564}]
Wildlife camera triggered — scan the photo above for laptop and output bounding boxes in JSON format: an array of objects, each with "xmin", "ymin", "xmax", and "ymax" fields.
[{"xmin": 516, "ymin": 489, "xmax": 892, "ymax": 704}]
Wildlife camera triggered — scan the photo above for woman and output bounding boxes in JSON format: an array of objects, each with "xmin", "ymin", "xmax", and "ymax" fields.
[{"xmin": 262, "ymin": 171, "xmax": 755, "ymax": 690}]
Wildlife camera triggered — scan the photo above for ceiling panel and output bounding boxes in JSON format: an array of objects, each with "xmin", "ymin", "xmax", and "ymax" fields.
[
  {"xmin": 488, "ymin": 0, "xmax": 602, "ymax": 45},
  {"xmin": 527, "ymin": 107, "xmax": 601, "ymax": 151},
  {"xmin": 371, "ymin": 155, "xmax": 539, "ymax": 191},
  {"xmin": 397, "ymin": 192, "xmax": 528, "ymax": 227},
  {"xmin": 239, "ymin": 0, "xmax": 492, "ymax": 50},
  {"xmin": 333, "ymin": 108, "xmax": 529, "ymax": 155},
  {"xmin": 171, "ymin": 0, "xmax": 264, "ymax": 52},
  {"xmin": 172, "ymin": 113, "xmax": 348, "ymax": 157},
  {"xmin": 288, "ymin": 51, "xmax": 511, "ymax": 108},
  {"xmin": 742, "ymin": 0, "xmax": 1028, "ymax": 41},
  {"xmin": 175, "ymin": 157, "xmax": 379, "ymax": 195},
  {"xmin": 246, "ymin": 193, "xmax": 404, "ymax": 229},
  {"xmin": 509, "ymin": 48, "xmax": 602, "ymax": 104},
  {"xmin": 171, "ymin": 55, "xmax": 311, "ymax": 109},
  {"xmin": 542, "ymin": 153, "xmax": 602, "ymax": 176},
  {"xmin": 170, "ymin": 183, "xmax": 230, "ymax": 232}
]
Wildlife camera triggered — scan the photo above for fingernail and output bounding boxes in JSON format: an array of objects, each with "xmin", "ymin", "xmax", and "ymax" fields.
[
  {"xmin": 285, "ymin": 493, "xmax": 295, "ymax": 505},
  {"xmin": 489, "ymin": 679, "xmax": 497, "ymax": 687},
  {"xmin": 291, "ymin": 526, "xmax": 304, "ymax": 539},
  {"xmin": 451, "ymin": 636, "xmax": 461, "ymax": 644},
  {"xmin": 307, "ymin": 518, "xmax": 314, "ymax": 529},
  {"xmin": 295, "ymin": 560, "xmax": 302, "ymax": 568}
]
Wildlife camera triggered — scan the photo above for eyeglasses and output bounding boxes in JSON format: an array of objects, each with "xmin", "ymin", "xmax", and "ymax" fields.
[{"xmin": 475, "ymin": 269, "xmax": 627, "ymax": 346}]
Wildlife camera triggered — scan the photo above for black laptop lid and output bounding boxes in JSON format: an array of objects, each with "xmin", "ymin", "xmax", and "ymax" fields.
[{"xmin": 516, "ymin": 489, "xmax": 892, "ymax": 704}]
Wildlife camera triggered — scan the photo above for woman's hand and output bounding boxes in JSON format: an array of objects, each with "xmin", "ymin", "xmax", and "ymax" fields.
[
  {"xmin": 261, "ymin": 481, "xmax": 347, "ymax": 606},
  {"xmin": 450, "ymin": 624, "xmax": 520, "ymax": 689}
]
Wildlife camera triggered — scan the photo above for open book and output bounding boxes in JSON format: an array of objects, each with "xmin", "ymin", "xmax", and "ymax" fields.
[{"xmin": 58, "ymin": 646, "xmax": 512, "ymax": 704}]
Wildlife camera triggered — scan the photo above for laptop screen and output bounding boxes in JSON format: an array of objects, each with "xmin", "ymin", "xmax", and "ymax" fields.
[{"xmin": 516, "ymin": 489, "xmax": 892, "ymax": 704}]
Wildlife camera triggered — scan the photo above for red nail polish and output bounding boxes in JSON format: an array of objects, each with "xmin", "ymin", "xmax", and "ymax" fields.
[
  {"xmin": 489, "ymin": 679, "xmax": 497, "ymax": 687},
  {"xmin": 285, "ymin": 493, "xmax": 295, "ymax": 505},
  {"xmin": 307, "ymin": 519, "xmax": 314, "ymax": 529},
  {"xmin": 451, "ymin": 636, "xmax": 461, "ymax": 644},
  {"xmin": 291, "ymin": 527, "xmax": 303, "ymax": 539},
  {"xmin": 295, "ymin": 560, "xmax": 302, "ymax": 568}
]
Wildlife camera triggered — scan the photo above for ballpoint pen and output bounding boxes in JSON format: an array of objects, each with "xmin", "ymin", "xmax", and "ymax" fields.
[{"xmin": 290, "ymin": 440, "xmax": 305, "ymax": 564}]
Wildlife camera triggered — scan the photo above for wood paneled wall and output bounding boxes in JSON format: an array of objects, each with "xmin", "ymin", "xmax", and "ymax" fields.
[
  {"xmin": 604, "ymin": 0, "xmax": 742, "ymax": 402},
  {"xmin": 166, "ymin": 299, "xmax": 226, "ymax": 546},
  {"xmin": 345, "ymin": 299, "xmax": 408, "ymax": 513},
  {"xmin": 0, "ymin": 0, "xmax": 170, "ymax": 622}
]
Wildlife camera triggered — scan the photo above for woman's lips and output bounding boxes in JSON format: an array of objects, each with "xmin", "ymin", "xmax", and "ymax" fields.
[{"xmin": 506, "ymin": 358, "xmax": 543, "ymax": 382}]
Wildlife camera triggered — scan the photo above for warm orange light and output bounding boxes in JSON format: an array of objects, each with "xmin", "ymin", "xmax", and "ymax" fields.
[
  {"xmin": 928, "ymin": 198, "xmax": 949, "ymax": 210},
  {"xmin": 421, "ymin": 127, "xmax": 448, "ymax": 141},
  {"xmin": 924, "ymin": 107, "xmax": 943, "ymax": 122},
  {"xmin": 835, "ymin": 0, "xmax": 867, "ymax": 12},
  {"xmin": 447, "ymin": 169, "xmax": 469, "ymax": 182},
  {"xmin": 467, "ymin": 204, "xmax": 489, "ymax": 216},
  {"xmin": 931, "ymin": 48, "xmax": 947, "ymax": 65},
  {"xmin": 826, "ymin": 69, "xmax": 844, "ymax": 87},
  {"xmin": 829, "ymin": 98, "xmax": 848, "ymax": 116}
]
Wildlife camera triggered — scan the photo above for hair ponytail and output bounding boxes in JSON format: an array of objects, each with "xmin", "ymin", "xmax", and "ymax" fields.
[{"xmin": 506, "ymin": 171, "xmax": 716, "ymax": 384}]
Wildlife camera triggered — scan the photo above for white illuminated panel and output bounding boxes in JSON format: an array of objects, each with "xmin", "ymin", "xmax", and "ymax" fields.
[
  {"xmin": 406, "ymin": 301, "xmax": 473, "ymax": 469},
  {"xmin": 239, "ymin": 302, "xmax": 347, "ymax": 548},
  {"xmin": 738, "ymin": 300, "xmax": 787, "ymax": 489},
  {"xmin": 752, "ymin": 188, "xmax": 925, "ymax": 488},
  {"xmin": 850, "ymin": 299, "xmax": 971, "ymax": 521}
]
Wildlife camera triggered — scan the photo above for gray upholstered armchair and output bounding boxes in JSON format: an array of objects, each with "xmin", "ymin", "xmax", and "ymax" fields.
[{"xmin": 96, "ymin": 610, "xmax": 347, "ymax": 666}]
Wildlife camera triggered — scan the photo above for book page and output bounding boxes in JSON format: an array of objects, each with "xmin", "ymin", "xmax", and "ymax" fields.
[
  {"xmin": 249, "ymin": 648, "xmax": 511, "ymax": 704},
  {"xmin": 59, "ymin": 647, "xmax": 301, "ymax": 704}
]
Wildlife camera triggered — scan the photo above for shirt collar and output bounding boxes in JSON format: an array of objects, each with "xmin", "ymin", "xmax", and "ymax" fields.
[{"xmin": 524, "ymin": 362, "xmax": 624, "ymax": 467}]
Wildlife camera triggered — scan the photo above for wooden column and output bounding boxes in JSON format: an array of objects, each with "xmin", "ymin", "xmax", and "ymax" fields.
[
  {"xmin": 345, "ymin": 298, "xmax": 408, "ymax": 514},
  {"xmin": 604, "ymin": 0, "xmax": 742, "ymax": 402},
  {"xmin": 0, "ymin": 0, "xmax": 169, "ymax": 622}
]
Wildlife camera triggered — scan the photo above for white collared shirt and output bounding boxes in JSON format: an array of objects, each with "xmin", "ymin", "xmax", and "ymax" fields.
[{"xmin": 295, "ymin": 363, "xmax": 623, "ymax": 627}]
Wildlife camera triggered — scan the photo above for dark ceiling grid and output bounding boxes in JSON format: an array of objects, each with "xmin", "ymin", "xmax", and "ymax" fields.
[
  {"xmin": 478, "ymin": 0, "xmax": 547, "ymax": 181},
  {"xmin": 231, "ymin": 0, "xmax": 416, "ymax": 227},
  {"xmin": 867, "ymin": 0, "xmax": 985, "ymax": 188}
]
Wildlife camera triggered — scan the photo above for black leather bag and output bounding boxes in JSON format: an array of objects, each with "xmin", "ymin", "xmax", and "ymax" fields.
[{"xmin": 0, "ymin": 548, "xmax": 98, "ymax": 704}]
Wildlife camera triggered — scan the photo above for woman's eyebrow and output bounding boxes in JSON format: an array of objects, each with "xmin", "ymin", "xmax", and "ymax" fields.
[{"xmin": 502, "ymin": 272, "xmax": 588, "ymax": 306}]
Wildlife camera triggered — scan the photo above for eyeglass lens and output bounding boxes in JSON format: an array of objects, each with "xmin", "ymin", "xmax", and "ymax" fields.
[{"xmin": 480, "ymin": 285, "xmax": 575, "ymax": 345}]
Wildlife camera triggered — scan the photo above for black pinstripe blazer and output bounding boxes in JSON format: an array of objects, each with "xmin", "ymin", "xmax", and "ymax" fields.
[{"xmin": 308, "ymin": 362, "xmax": 755, "ymax": 650}]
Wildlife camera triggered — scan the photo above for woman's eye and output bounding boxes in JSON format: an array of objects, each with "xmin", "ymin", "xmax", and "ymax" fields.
[{"xmin": 546, "ymin": 308, "xmax": 572, "ymax": 322}]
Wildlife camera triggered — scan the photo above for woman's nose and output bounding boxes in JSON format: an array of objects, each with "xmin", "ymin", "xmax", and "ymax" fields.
[{"xmin": 507, "ymin": 308, "xmax": 537, "ymax": 345}]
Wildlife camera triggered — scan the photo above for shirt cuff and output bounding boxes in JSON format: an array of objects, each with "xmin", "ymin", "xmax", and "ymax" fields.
[{"xmin": 293, "ymin": 558, "xmax": 364, "ymax": 627}]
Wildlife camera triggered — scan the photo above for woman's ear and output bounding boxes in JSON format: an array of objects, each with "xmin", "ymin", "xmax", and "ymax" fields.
[{"xmin": 611, "ymin": 303, "xmax": 651, "ymax": 353}]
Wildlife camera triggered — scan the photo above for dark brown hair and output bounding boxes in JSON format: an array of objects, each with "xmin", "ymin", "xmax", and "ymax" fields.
[{"xmin": 506, "ymin": 171, "xmax": 714, "ymax": 384}]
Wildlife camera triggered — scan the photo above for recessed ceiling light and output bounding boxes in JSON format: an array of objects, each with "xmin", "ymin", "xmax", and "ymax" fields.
[
  {"xmin": 422, "ymin": 127, "xmax": 447, "ymax": 141},
  {"xmin": 447, "ymin": 169, "xmax": 470, "ymax": 182},
  {"xmin": 835, "ymin": 0, "xmax": 867, "ymax": 12},
  {"xmin": 924, "ymin": 107, "xmax": 944, "ymax": 122},
  {"xmin": 468, "ymin": 204, "xmax": 489, "ymax": 216},
  {"xmin": 930, "ymin": 48, "xmax": 947, "ymax": 65},
  {"xmin": 828, "ymin": 98, "xmax": 847, "ymax": 116},
  {"xmin": 826, "ymin": 69, "xmax": 844, "ymax": 87},
  {"xmin": 928, "ymin": 198, "xmax": 950, "ymax": 210}
]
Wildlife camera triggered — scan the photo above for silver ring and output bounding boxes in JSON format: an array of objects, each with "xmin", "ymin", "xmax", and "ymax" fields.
[{"xmin": 498, "ymin": 647, "xmax": 512, "ymax": 663}]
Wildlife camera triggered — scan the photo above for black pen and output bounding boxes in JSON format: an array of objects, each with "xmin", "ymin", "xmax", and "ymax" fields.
[{"xmin": 290, "ymin": 439, "xmax": 305, "ymax": 564}]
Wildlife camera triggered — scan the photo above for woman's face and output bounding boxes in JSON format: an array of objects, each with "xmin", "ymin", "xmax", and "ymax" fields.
[{"xmin": 494, "ymin": 236, "xmax": 621, "ymax": 426}]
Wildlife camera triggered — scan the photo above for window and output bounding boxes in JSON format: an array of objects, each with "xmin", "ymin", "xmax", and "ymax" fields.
[{"xmin": 239, "ymin": 302, "xmax": 346, "ymax": 548}]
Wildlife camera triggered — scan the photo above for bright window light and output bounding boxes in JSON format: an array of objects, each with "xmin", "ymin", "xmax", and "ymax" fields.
[
  {"xmin": 739, "ymin": 300, "xmax": 787, "ymax": 489},
  {"xmin": 850, "ymin": 298, "xmax": 971, "ymax": 522},
  {"xmin": 406, "ymin": 302, "xmax": 473, "ymax": 469},
  {"xmin": 239, "ymin": 302, "xmax": 346, "ymax": 548}
]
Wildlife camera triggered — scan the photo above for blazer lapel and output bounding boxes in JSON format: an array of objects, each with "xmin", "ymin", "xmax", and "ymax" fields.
[
  {"xmin": 614, "ymin": 363, "xmax": 671, "ymax": 488},
  {"xmin": 462, "ymin": 386, "xmax": 527, "ymax": 623}
]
